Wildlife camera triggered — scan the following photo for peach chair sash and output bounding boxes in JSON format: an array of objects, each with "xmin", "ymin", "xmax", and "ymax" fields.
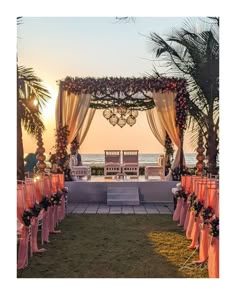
[
  {"xmin": 51, "ymin": 174, "xmax": 59, "ymax": 194},
  {"xmin": 44, "ymin": 176, "xmax": 51, "ymax": 196},
  {"xmin": 186, "ymin": 211, "xmax": 195, "ymax": 240},
  {"xmin": 206, "ymin": 184, "xmax": 218, "ymax": 208},
  {"xmin": 214, "ymin": 189, "xmax": 219, "ymax": 217},
  {"xmin": 173, "ymin": 198, "xmax": 184, "ymax": 222},
  {"xmin": 181, "ymin": 176, "xmax": 186, "ymax": 189},
  {"xmin": 42, "ymin": 211, "xmax": 50, "ymax": 243},
  {"xmin": 185, "ymin": 176, "xmax": 192, "ymax": 193},
  {"xmin": 24, "ymin": 181, "xmax": 36, "ymax": 209},
  {"xmin": 58, "ymin": 173, "xmax": 65, "ymax": 190},
  {"xmin": 195, "ymin": 179, "xmax": 211, "ymax": 201},
  {"xmin": 179, "ymin": 202, "xmax": 188, "ymax": 226},
  {"xmin": 208, "ymin": 237, "xmax": 219, "ymax": 278},
  {"xmin": 17, "ymin": 226, "xmax": 30, "ymax": 269},
  {"xmin": 17, "ymin": 184, "xmax": 25, "ymax": 223},
  {"xmin": 34, "ymin": 179, "xmax": 44, "ymax": 203},
  {"xmin": 190, "ymin": 176, "xmax": 203, "ymax": 193},
  {"xmin": 184, "ymin": 205, "xmax": 190, "ymax": 231}
]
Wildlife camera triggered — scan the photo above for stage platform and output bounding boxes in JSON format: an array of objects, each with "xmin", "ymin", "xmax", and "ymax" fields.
[{"xmin": 65, "ymin": 176, "xmax": 178, "ymax": 203}]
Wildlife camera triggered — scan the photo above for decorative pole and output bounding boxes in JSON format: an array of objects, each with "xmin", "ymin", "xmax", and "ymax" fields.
[
  {"xmin": 36, "ymin": 128, "xmax": 47, "ymax": 174},
  {"xmin": 195, "ymin": 130, "xmax": 205, "ymax": 176},
  {"xmin": 59, "ymin": 81, "xmax": 63, "ymax": 125},
  {"xmin": 179, "ymin": 128, "xmax": 184, "ymax": 172}
]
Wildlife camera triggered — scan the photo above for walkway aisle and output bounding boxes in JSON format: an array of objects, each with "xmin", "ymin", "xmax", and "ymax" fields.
[{"xmin": 66, "ymin": 203, "xmax": 173, "ymax": 215}]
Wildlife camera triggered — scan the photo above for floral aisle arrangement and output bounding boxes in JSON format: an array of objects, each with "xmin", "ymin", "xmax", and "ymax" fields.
[
  {"xmin": 61, "ymin": 187, "xmax": 68, "ymax": 203},
  {"xmin": 192, "ymin": 200, "xmax": 204, "ymax": 217},
  {"xmin": 51, "ymin": 191, "xmax": 64, "ymax": 206},
  {"xmin": 54, "ymin": 124, "xmax": 70, "ymax": 173},
  {"xmin": 30, "ymin": 202, "xmax": 41, "ymax": 217},
  {"xmin": 171, "ymin": 166, "xmax": 190, "ymax": 181},
  {"xmin": 174, "ymin": 187, "xmax": 188, "ymax": 203},
  {"xmin": 173, "ymin": 186, "xmax": 188, "ymax": 210},
  {"xmin": 201, "ymin": 206, "xmax": 215, "ymax": 225},
  {"xmin": 22, "ymin": 210, "xmax": 34, "ymax": 227},
  {"xmin": 22, "ymin": 202, "xmax": 42, "ymax": 227},
  {"xmin": 177, "ymin": 188, "xmax": 188, "ymax": 202},
  {"xmin": 39, "ymin": 196, "xmax": 52, "ymax": 211},
  {"xmin": 209, "ymin": 216, "xmax": 219, "ymax": 238},
  {"xmin": 188, "ymin": 193, "xmax": 197, "ymax": 210}
]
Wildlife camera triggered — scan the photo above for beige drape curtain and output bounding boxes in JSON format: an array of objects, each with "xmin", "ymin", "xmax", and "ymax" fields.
[
  {"xmin": 146, "ymin": 108, "xmax": 166, "ymax": 147},
  {"xmin": 56, "ymin": 89, "xmax": 92, "ymax": 144},
  {"xmin": 76, "ymin": 108, "xmax": 96, "ymax": 147},
  {"xmin": 152, "ymin": 91, "xmax": 185, "ymax": 179}
]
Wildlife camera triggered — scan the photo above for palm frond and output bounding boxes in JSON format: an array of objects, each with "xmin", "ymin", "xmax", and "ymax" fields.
[
  {"xmin": 17, "ymin": 66, "xmax": 50, "ymax": 135},
  {"xmin": 17, "ymin": 66, "xmax": 51, "ymax": 109}
]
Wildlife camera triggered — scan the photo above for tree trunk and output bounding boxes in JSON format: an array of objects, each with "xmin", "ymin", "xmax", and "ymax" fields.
[
  {"xmin": 17, "ymin": 101, "xmax": 25, "ymax": 181},
  {"xmin": 17, "ymin": 66, "xmax": 25, "ymax": 181},
  {"xmin": 179, "ymin": 128, "xmax": 184, "ymax": 172},
  {"xmin": 207, "ymin": 119, "xmax": 218, "ymax": 175}
]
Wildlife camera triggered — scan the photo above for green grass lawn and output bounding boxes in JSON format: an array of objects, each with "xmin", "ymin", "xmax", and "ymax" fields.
[{"xmin": 17, "ymin": 214, "xmax": 208, "ymax": 278}]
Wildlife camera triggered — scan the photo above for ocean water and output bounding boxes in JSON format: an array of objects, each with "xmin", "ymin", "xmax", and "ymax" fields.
[
  {"xmin": 25, "ymin": 153, "xmax": 198, "ymax": 167},
  {"xmin": 80, "ymin": 153, "xmax": 197, "ymax": 167}
]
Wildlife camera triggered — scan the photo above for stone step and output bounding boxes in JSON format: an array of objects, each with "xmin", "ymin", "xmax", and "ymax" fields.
[
  {"xmin": 107, "ymin": 187, "xmax": 138, "ymax": 193},
  {"xmin": 107, "ymin": 186, "xmax": 140, "ymax": 206}
]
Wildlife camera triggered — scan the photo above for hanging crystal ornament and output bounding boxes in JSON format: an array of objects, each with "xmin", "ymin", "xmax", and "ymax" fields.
[
  {"xmin": 126, "ymin": 115, "xmax": 136, "ymax": 127},
  {"xmin": 103, "ymin": 109, "xmax": 113, "ymax": 119},
  {"xmin": 131, "ymin": 110, "xmax": 138, "ymax": 118},
  {"xmin": 117, "ymin": 106, "xmax": 127, "ymax": 115},
  {"xmin": 117, "ymin": 115, "xmax": 126, "ymax": 128},
  {"xmin": 109, "ymin": 114, "xmax": 119, "ymax": 126},
  {"xmin": 112, "ymin": 107, "xmax": 118, "ymax": 114}
]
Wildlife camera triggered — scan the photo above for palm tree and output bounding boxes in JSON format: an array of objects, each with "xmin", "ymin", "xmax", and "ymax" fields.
[
  {"xmin": 148, "ymin": 18, "xmax": 219, "ymax": 174},
  {"xmin": 17, "ymin": 66, "xmax": 50, "ymax": 180}
]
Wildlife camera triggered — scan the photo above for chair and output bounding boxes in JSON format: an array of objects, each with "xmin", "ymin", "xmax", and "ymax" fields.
[
  {"xmin": 104, "ymin": 150, "xmax": 122, "ymax": 176},
  {"xmin": 122, "ymin": 150, "xmax": 139, "ymax": 177},
  {"xmin": 17, "ymin": 183, "xmax": 32, "ymax": 269},
  {"xmin": 145, "ymin": 154, "xmax": 165, "ymax": 180},
  {"xmin": 70, "ymin": 166, "xmax": 91, "ymax": 180}
]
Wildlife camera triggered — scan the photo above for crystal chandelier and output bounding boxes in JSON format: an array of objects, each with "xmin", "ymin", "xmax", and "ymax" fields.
[{"xmin": 103, "ymin": 107, "xmax": 138, "ymax": 127}]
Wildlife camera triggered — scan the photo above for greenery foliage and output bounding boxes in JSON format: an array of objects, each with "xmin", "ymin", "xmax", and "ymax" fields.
[
  {"xmin": 61, "ymin": 76, "xmax": 188, "ymax": 129},
  {"xmin": 149, "ymin": 18, "xmax": 219, "ymax": 173}
]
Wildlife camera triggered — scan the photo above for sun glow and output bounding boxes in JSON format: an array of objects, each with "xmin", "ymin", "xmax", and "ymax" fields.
[{"xmin": 41, "ymin": 84, "xmax": 58, "ymax": 122}]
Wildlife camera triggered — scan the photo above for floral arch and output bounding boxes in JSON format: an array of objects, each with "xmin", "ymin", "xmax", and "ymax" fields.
[{"xmin": 55, "ymin": 76, "xmax": 189, "ymax": 179}]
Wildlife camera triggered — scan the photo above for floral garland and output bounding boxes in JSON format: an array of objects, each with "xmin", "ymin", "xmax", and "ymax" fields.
[
  {"xmin": 192, "ymin": 200, "xmax": 204, "ymax": 217},
  {"xmin": 209, "ymin": 217, "xmax": 219, "ymax": 237},
  {"xmin": 54, "ymin": 124, "xmax": 70, "ymax": 173},
  {"xmin": 165, "ymin": 133, "xmax": 174, "ymax": 174},
  {"xmin": 70, "ymin": 138, "xmax": 79, "ymax": 150},
  {"xmin": 39, "ymin": 196, "xmax": 52, "ymax": 211},
  {"xmin": 201, "ymin": 206, "xmax": 215, "ymax": 224},
  {"xmin": 22, "ymin": 210, "xmax": 34, "ymax": 227},
  {"xmin": 61, "ymin": 76, "xmax": 188, "ymax": 130}
]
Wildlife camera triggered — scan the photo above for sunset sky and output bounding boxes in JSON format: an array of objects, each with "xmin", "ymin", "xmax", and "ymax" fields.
[{"xmin": 17, "ymin": 17, "xmax": 207, "ymax": 155}]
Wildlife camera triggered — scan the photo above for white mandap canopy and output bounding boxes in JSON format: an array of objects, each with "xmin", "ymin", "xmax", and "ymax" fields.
[{"xmin": 55, "ymin": 76, "xmax": 189, "ymax": 179}]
